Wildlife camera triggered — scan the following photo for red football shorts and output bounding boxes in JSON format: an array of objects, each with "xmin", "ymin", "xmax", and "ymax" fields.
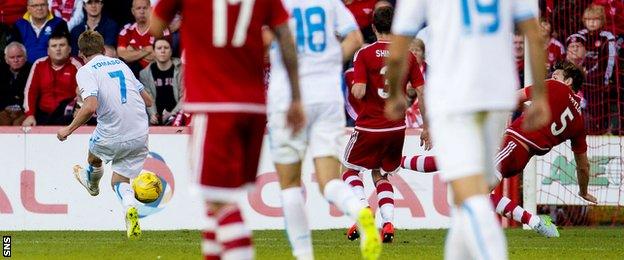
[
  {"xmin": 190, "ymin": 112, "xmax": 266, "ymax": 202},
  {"xmin": 343, "ymin": 129, "xmax": 405, "ymax": 174},
  {"xmin": 496, "ymin": 135, "xmax": 532, "ymax": 178}
]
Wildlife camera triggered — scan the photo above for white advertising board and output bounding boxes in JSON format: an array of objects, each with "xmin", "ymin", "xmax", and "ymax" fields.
[{"xmin": 0, "ymin": 127, "xmax": 449, "ymax": 230}]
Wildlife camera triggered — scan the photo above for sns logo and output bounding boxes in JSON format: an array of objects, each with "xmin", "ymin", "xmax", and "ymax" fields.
[{"xmin": 136, "ymin": 152, "xmax": 175, "ymax": 218}]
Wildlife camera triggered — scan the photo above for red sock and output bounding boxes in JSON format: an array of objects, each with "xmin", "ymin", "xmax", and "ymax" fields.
[
  {"xmin": 203, "ymin": 205, "xmax": 221, "ymax": 260},
  {"xmin": 401, "ymin": 155, "xmax": 438, "ymax": 172},
  {"xmin": 375, "ymin": 179, "xmax": 394, "ymax": 224},
  {"xmin": 216, "ymin": 205, "xmax": 253, "ymax": 259},
  {"xmin": 342, "ymin": 169, "xmax": 366, "ymax": 203},
  {"xmin": 489, "ymin": 193, "xmax": 539, "ymax": 228}
]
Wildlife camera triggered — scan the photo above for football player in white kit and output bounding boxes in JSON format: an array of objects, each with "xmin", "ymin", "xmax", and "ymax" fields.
[
  {"xmin": 267, "ymin": 0, "xmax": 382, "ymax": 259},
  {"xmin": 57, "ymin": 31, "xmax": 154, "ymax": 240},
  {"xmin": 386, "ymin": 0, "xmax": 550, "ymax": 259}
]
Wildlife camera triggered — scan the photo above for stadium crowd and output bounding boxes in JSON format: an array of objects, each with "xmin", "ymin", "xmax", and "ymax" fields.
[{"xmin": 0, "ymin": 0, "xmax": 622, "ymax": 134}]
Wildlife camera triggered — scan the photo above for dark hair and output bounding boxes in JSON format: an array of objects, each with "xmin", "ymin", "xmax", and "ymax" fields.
[
  {"xmin": 152, "ymin": 37, "xmax": 172, "ymax": 49},
  {"xmin": 373, "ymin": 6, "xmax": 393, "ymax": 34},
  {"xmin": 48, "ymin": 29, "xmax": 70, "ymax": 47},
  {"xmin": 553, "ymin": 60, "xmax": 585, "ymax": 91}
]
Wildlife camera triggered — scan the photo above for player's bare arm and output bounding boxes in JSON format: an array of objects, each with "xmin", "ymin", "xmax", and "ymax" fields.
[
  {"xmin": 414, "ymin": 84, "xmax": 431, "ymax": 150},
  {"xmin": 273, "ymin": 23, "xmax": 305, "ymax": 133},
  {"xmin": 384, "ymin": 34, "xmax": 412, "ymax": 120},
  {"xmin": 341, "ymin": 30, "xmax": 364, "ymax": 63},
  {"xmin": 352, "ymin": 83, "xmax": 366, "ymax": 99},
  {"xmin": 140, "ymin": 89, "xmax": 154, "ymax": 107},
  {"xmin": 117, "ymin": 46, "xmax": 152, "ymax": 63},
  {"xmin": 57, "ymin": 96, "xmax": 98, "ymax": 141},
  {"xmin": 149, "ymin": 0, "xmax": 180, "ymax": 38},
  {"xmin": 574, "ymin": 152, "xmax": 598, "ymax": 204},
  {"xmin": 517, "ymin": 18, "xmax": 550, "ymax": 131}
]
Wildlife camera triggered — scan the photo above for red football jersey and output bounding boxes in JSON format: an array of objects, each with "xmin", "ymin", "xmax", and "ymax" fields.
[
  {"xmin": 506, "ymin": 80, "xmax": 587, "ymax": 155},
  {"xmin": 154, "ymin": 0, "xmax": 289, "ymax": 113},
  {"xmin": 545, "ymin": 38, "xmax": 565, "ymax": 70},
  {"xmin": 117, "ymin": 23, "xmax": 170, "ymax": 68},
  {"xmin": 345, "ymin": 0, "xmax": 376, "ymax": 29},
  {"xmin": 352, "ymin": 41, "xmax": 425, "ymax": 130}
]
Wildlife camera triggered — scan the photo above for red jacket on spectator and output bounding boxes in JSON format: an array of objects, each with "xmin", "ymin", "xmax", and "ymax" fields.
[
  {"xmin": 546, "ymin": 38, "xmax": 566, "ymax": 70},
  {"xmin": 577, "ymin": 28, "xmax": 616, "ymax": 85},
  {"xmin": 23, "ymin": 56, "xmax": 82, "ymax": 117}
]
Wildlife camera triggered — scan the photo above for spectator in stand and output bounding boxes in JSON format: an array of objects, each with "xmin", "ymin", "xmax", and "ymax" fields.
[
  {"xmin": 139, "ymin": 38, "xmax": 183, "ymax": 125},
  {"xmin": 0, "ymin": 23, "xmax": 12, "ymax": 53},
  {"xmin": 540, "ymin": 17, "xmax": 565, "ymax": 72},
  {"xmin": 12, "ymin": 0, "xmax": 69, "ymax": 63},
  {"xmin": 0, "ymin": 0, "xmax": 28, "ymax": 27},
  {"xmin": 22, "ymin": 31, "xmax": 81, "ymax": 126},
  {"xmin": 566, "ymin": 34, "xmax": 587, "ymax": 69},
  {"xmin": 117, "ymin": 0, "xmax": 168, "ymax": 76},
  {"xmin": 513, "ymin": 33, "xmax": 525, "ymax": 85},
  {"xmin": 578, "ymin": 4, "xmax": 616, "ymax": 86},
  {"xmin": 48, "ymin": 0, "xmax": 84, "ymax": 31},
  {"xmin": 343, "ymin": 0, "xmax": 378, "ymax": 43},
  {"xmin": 70, "ymin": 0, "xmax": 118, "ymax": 57},
  {"xmin": 577, "ymin": 4, "xmax": 617, "ymax": 134},
  {"xmin": 0, "ymin": 42, "xmax": 31, "ymax": 125}
]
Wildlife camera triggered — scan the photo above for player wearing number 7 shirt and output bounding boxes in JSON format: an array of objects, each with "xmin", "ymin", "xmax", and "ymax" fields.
[
  {"xmin": 402, "ymin": 61, "xmax": 598, "ymax": 238},
  {"xmin": 151, "ymin": 0, "xmax": 306, "ymax": 259}
]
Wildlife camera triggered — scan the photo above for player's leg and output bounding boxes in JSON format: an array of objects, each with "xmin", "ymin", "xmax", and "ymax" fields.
[
  {"xmin": 375, "ymin": 129, "xmax": 404, "ymax": 243},
  {"xmin": 444, "ymin": 208, "xmax": 469, "ymax": 260},
  {"xmin": 191, "ymin": 113, "xmax": 256, "ymax": 259},
  {"xmin": 431, "ymin": 111, "xmax": 507, "ymax": 260},
  {"xmin": 311, "ymin": 103, "xmax": 381, "ymax": 259},
  {"xmin": 110, "ymin": 135, "xmax": 149, "ymax": 240},
  {"xmin": 342, "ymin": 168, "xmax": 368, "ymax": 208},
  {"xmin": 268, "ymin": 111, "xmax": 313, "ymax": 260},
  {"xmin": 372, "ymin": 170, "xmax": 395, "ymax": 243},
  {"xmin": 73, "ymin": 139, "xmax": 106, "ymax": 196},
  {"xmin": 401, "ymin": 154, "xmax": 438, "ymax": 173},
  {"xmin": 491, "ymin": 137, "xmax": 559, "ymax": 237}
]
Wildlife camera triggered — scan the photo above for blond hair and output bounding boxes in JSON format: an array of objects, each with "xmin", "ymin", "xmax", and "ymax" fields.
[
  {"xmin": 78, "ymin": 30, "xmax": 104, "ymax": 57},
  {"xmin": 583, "ymin": 4, "xmax": 606, "ymax": 25}
]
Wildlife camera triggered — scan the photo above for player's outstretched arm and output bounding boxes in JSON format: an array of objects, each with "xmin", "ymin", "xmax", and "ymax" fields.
[
  {"xmin": 140, "ymin": 89, "xmax": 154, "ymax": 108},
  {"xmin": 341, "ymin": 30, "xmax": 364, "ymax": 64},
  {"xmin": 517, "ymin": 18, "xmax": 550, "ymax": 131},
  {"xmin": 384, "ymin": 35, "xmax": 412, "ymax": 120},
  {"xmin": 414, "ymin": 85, "xmax": 431, "ymax": 150},
  {"xmin": 57, "ymin": 97, "xmax": 98, "ymax": 141},
  {"xmin": 273, "ymin": 23, "xmax": 305, "ymax": 133},
  {"xmin": 573, "ymin": 152, "xmax": 598, "ymax": 204}
]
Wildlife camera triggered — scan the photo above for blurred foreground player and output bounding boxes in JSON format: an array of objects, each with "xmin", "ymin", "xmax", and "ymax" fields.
[
  {"xmin": 402, "ymin": 61, "xmax": 598, "ymax": 238},
  {"xmin": 151, "ymin": 0, "xmax": 305, "ymax": 258},
  {"xmin": 387, "ymin": 0, "xmax": 551, "ymax": 259},
  {"xmin": 267, "ymin": 0, "xmax": 383, "ymax": 259},
  {"xmin": 57, "ymin": 31, "xmax": 154, "ymax": 240}
]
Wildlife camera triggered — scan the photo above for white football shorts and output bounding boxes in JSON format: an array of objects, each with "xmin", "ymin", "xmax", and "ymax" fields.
[
  {"xmin": 429, "ymin": 110, "xmax": 509, "ymax": 184},
  {"xmin": 89, "ymin": 134, "xmax": 149, "ymax": 179},
  {"xmin": 268, "ymin": 102, "xmax": 346, "ymax": 164}
]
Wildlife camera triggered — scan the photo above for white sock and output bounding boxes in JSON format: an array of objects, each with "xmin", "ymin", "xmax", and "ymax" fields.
[
  {"xmin": 460, "ymin": 195, "xmax": 508, "ymax": 260},
  {"xmin": 281, "ymin": 187, "xmax": 313, "ymax": 259},
  {"xmin": 323, "ymin": 179, "xmax": 362, "ymax": 220},
  {"xmin": 444, "ymin": 208, "xmax": 468, "ymax": 260},
  {"xmin": 86, "ymin": 165, "xmax": 103, "ymax": 186},
  {"xmin": 114, "ymin": 182, "xmax": 137, "ymax": 210}
]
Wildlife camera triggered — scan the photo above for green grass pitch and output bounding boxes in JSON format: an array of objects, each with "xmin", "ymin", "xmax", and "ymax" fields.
[{"xmin": 4, "ymin": 228, "xmax": 623, "ymax": 259}]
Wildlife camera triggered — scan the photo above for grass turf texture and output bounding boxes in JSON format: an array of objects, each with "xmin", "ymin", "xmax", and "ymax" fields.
[{"xmin": 4, "ymin": 228, "xmax": 623, "ymax": 259}]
